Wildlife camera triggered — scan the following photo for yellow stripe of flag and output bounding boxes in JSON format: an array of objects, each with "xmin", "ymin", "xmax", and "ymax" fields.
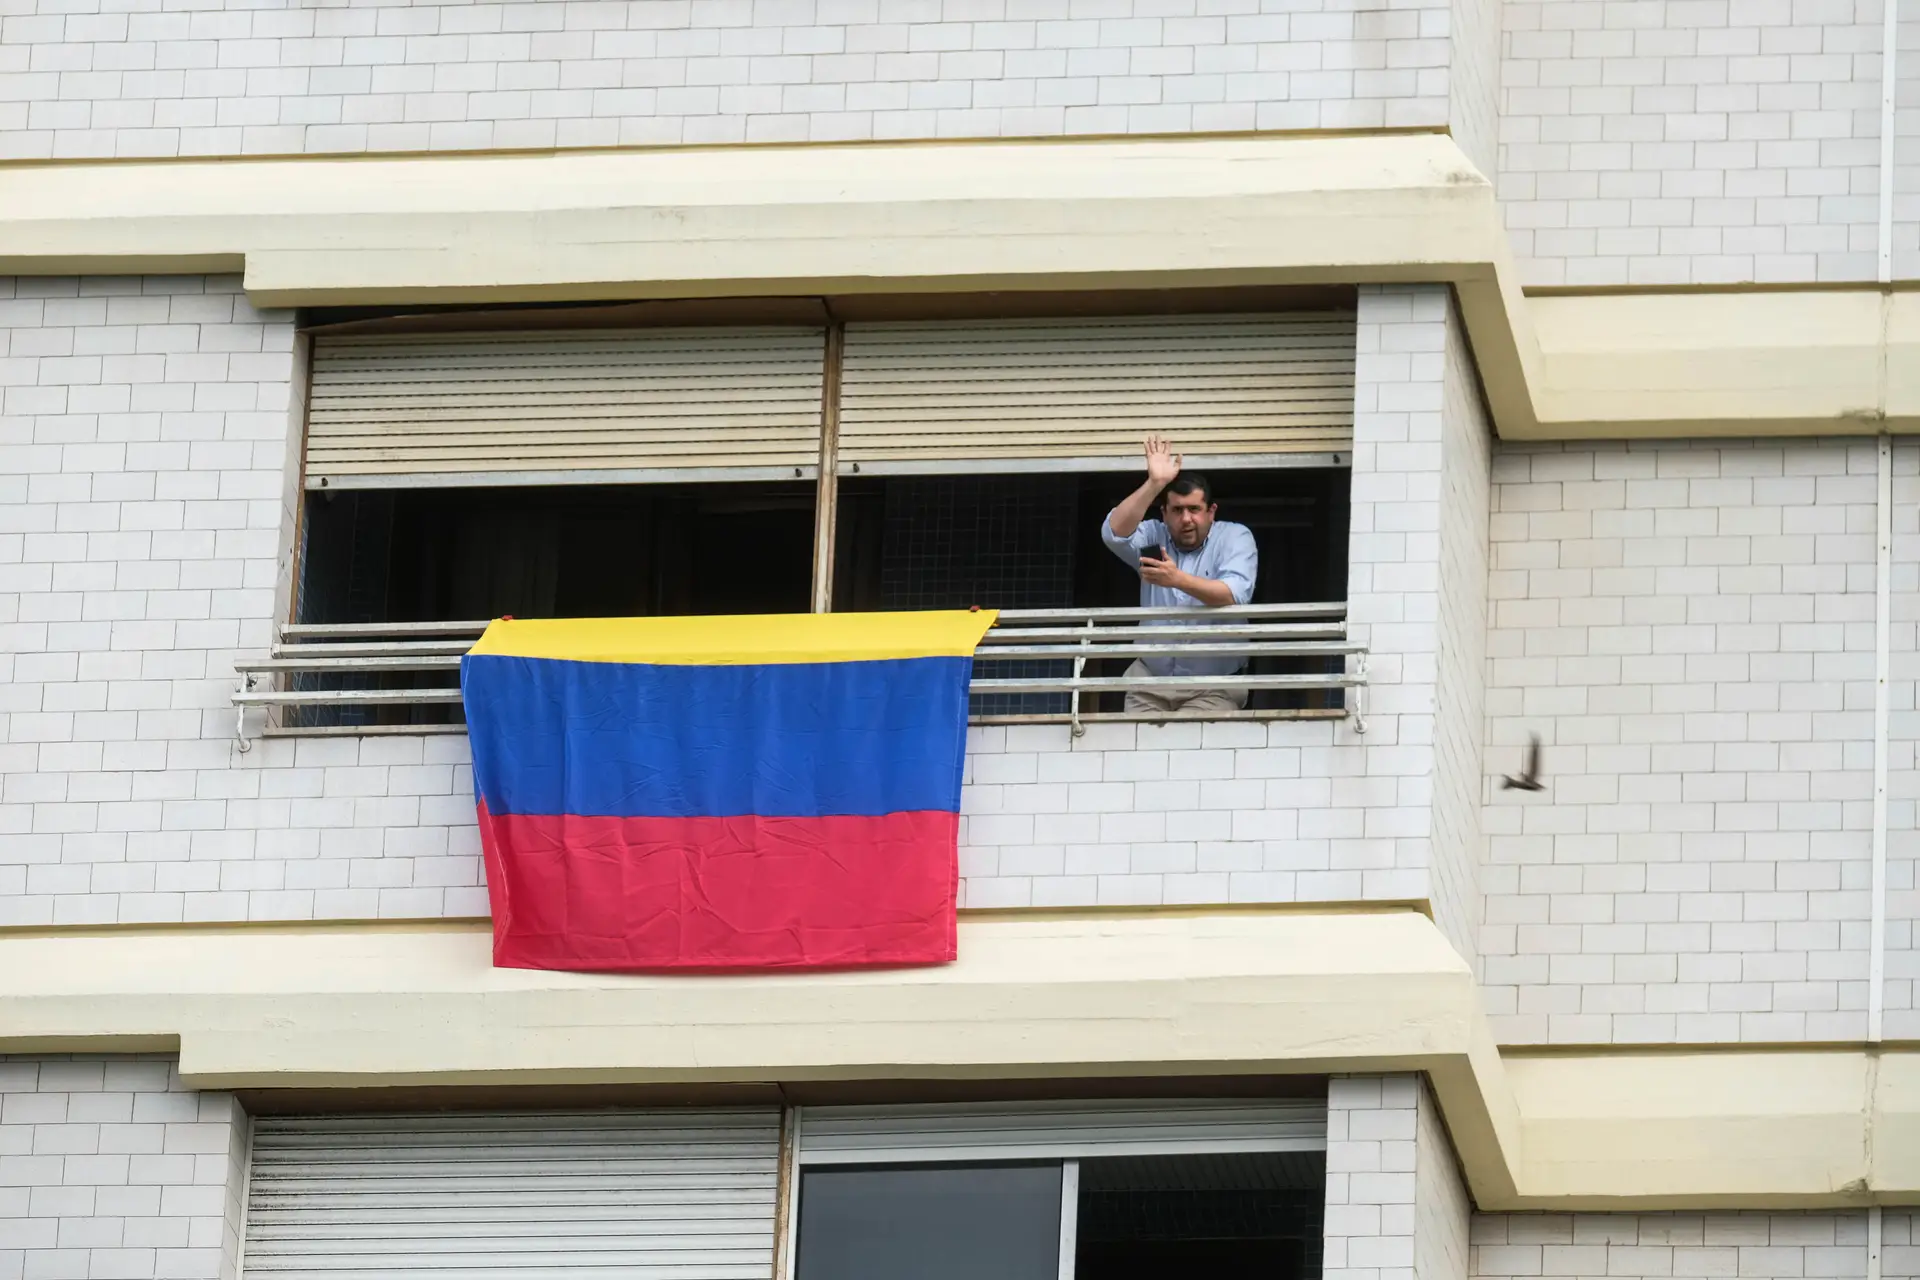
[{"xmin": 468, "ymin": 610, "xmax": 1001, "ymax": 666}]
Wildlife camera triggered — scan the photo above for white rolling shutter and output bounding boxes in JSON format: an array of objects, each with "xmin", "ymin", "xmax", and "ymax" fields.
[
  {"xmin": 305, "ymin": 328, "xmax": 828, "ymax": 488},
  {"xmin": 795, "ymin": 1099, "xmax": 1326, "ymax": 1165},
  {"xmin": 836, "ymin": 314, "xmax": 1354, "ymax": 471},
  {"xmin": 243, "ymin": 1109, "xmax": 781, "ymax": 1280}
]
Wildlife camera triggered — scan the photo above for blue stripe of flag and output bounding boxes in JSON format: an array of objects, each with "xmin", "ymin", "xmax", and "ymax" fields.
[{"xmin": 460, "ymin": 653, "xmax": 974, "ymax": 820}]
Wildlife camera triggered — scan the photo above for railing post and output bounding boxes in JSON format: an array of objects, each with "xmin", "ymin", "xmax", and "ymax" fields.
[
  {"xmin": 1069, "ymin": 616, "xmax": 1094, "ymax": 739},
  {"xmin": 1351, "ymin": 651, "xmax": 1368, "ymax": 735}
]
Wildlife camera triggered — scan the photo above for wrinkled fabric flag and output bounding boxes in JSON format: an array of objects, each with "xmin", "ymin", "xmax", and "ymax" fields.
[{"xmin": 460, "ymin": 610, "xmax": 997, "ymax": 972}]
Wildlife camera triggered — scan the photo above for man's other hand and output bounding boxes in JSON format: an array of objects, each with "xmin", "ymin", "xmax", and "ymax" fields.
[{"xmin": 1144, "ymin": 435, "xmax": 1181, "ymax": 488}]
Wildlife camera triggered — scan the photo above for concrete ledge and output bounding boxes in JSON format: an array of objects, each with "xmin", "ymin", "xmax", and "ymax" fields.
[
  {"xmin": 3, "ymin": 909, "xmax": 1919, "ymax": 1208},
  {"xmin": 1, "ymin": 134, "xmax": 1915, "ymax": 439}
]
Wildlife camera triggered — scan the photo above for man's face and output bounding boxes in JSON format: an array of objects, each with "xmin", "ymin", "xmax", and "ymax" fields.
[{"xmin": 1162, "ymin": 487, "xmax": 1216, "ymax": 550}]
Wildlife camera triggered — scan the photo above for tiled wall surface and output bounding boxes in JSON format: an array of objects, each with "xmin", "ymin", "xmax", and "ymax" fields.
[
  {"xmin": 1470, "ymin": 1210, "xmax": 1894, "ymax": 1280},
  {"xmin": 1324, "ymin": 1074, "xmax": 1471, "ymax": 1280},
  {"xmin": 1498, "ymin": 0, "xmax": 1884, "ymax": 285},
  {"xmin": 0, "ymin": 1056, "xmax": 247, "ymax": 1280},
  {"xmin": 1879, "ymin": 447, "xmax": 1920, "ymax": 1036},
  {"xmin": 1324, "ymin": 1075, "xmax": 1421, "ymax": 1280},
  {"xmin": 1413, "ymin": 1078, "xmax": 1471, "ymax": 1280},
  {"xmin": 0, "ymin": 0, "xmax": 1460, "ymax": 159},
  {"xmin": 1431, "ymin": 297, "xmax": 1493, "ymax": 966},
  {"xmin": 1481, "ymin": 438, "xmax": 1886, "ymax": 1044},
  {"xmin": 0, "ymin": 276, "xmax": 1468, "ymax": 925}
]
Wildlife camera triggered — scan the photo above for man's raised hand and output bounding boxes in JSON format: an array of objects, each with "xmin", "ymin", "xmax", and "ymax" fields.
[{"xmin": 1144, "ymin": 435, "xmax": 1182, "ymax": 488}]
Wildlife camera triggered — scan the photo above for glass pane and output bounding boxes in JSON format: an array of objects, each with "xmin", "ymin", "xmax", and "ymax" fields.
[
  {"xmin": 1074, "ymin": 1151, "xmax": 1326, "ymax": 1280},
  {"xmin": 796, "ymin": 1163, "xmax": 1063, "ymax": 1280}
]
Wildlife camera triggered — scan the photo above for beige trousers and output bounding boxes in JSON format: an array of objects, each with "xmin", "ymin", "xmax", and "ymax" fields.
[{"xmin": 1120, "ymin": 659, "xmax": 1250, "ymax": 715}]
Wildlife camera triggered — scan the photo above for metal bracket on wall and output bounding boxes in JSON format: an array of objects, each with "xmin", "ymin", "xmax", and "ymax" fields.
[
  {"xmin": 235, "ymin": 677, "xmax": 255, "ymax": 752},
  {"xmin": 1351, "ymin": 651, "xmax": 1369, "ymax": 735}
]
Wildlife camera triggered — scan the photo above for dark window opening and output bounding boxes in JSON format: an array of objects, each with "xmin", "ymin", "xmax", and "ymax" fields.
[
  {"xmin": 1075, "ymin": 1151, "xmax": 1326, "ymax": 1280},
  {"xmin": 833, "ymin": 468, "xmax": 1350, "ymax": 715},
  {"xmin": 290, "ymin": 481, "xmax": 814, "ymax": 728}
]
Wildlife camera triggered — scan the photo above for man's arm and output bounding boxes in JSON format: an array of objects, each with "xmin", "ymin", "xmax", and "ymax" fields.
[
  {"xmin": 1138, "ymin": 523, "xmax": 1255, "ymax": 608},
  {"xmin": 1105, "ymin": 435, "xmax": 1182, "ymax": 538},
  {"xmin": 1138, "ymin": 558, "xmax": 1237, "ymax": 606}
]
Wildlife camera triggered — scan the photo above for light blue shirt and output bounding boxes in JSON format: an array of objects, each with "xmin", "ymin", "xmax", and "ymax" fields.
[{"xmin": 1099, "ymin": 516, "xmax": 1259, "ymax": 676}]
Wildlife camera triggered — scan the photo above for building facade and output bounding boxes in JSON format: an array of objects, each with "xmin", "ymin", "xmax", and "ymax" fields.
[{"xmin": 1, "ymin": 0, "xmax": 1917, "ymax": 1275}]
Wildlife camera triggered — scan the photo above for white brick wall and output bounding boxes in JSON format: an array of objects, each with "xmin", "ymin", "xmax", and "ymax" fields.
[
  {"xmin": 1414, "ymin": 1078, "xmax": 1471, "ymax": 1280},
  {"xmin": 1, "ymin": 276, "xmax": 1474, "ymax": 928},
  {"xmin": 1325, "ymin": 1075, "xmax": 1469, "ymax": 1280},
  {"xmin": 1472, "ymin": 1210, "xmax": 1880, "ymax": 1280},
  {"xmin": 1449, "ymin": 0, "xmax": 1501, "ymax": 177},
  {"xmin": 0, "ymin": 0, "xmax": 1461, "ymax": 160},
  {"xmin": 1325, "ymin": 1075, "xmax": 1421, "ymax": 1280},
  {"xmin": 1500, "ymin": 0, "xmax": 1884, "ymax": 286},
  {"xmin": 0, "ymin": 1056, "xmax": 246, "ymax": 1280},
  {"xmin": 1879, "ymin": 446, "xmax": 1920, "ymax": 1035},
  {"xmin": 1895, "ymin": 11, "xmax": 1920, "ymax": 278},
  {"xmin": 1431, "ymin": 296, "xmax": 1492, "ymax": 966},
  {"xmin": 0, "ymin": 276, "xmax": 490, "ymax": 926},
  {"xmin": 1482, "ymin": 438, "xmax": 1882, "ymax": 1045}
]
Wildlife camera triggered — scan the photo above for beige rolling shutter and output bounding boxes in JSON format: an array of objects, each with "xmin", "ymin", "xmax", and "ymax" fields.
[
  {"xmin": 795, "ymin": 1099, "xmax": 1327, "ymax": 1165},
  {"xmin": 836, "ymin": 314, "xmax": 1354, "ymax": 471},
  {"xmin": 305, "ymin": 328, "xmax": 828, "ymax": 487},
  {"xmin": 242, "ymin": 1109, "xmax": 781, "ymax": 1280}
]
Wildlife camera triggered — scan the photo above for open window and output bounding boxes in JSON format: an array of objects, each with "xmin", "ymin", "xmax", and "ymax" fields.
[{"xmin": 260, "ymin": 298, "xmax": 1360, "ymax": 736}]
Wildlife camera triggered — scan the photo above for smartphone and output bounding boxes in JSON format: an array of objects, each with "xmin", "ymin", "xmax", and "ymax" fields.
[{"xmin": 1142, "ymin": 544, "xmax": 1169, "ymax": 564}]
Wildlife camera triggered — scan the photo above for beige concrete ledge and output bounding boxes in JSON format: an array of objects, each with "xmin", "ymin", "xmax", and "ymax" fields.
[
  {"xmin": 0, "ymin": 134, "xmax": 1914, "ymax": 440},
  {"xmin": 2, "ymin": 909, "xmax": 1917, "ymax": 1208}
]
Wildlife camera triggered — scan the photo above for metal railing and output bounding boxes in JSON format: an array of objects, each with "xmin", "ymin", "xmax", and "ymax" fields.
[{"xmin": 232, "ymin": 604, "xmax": 1367, "ymax": 746}]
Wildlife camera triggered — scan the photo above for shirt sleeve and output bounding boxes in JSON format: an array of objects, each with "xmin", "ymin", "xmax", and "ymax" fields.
[
  {"xmin": 1100, "ymin": 516, "xmax": 1165, "ymax": 568},
  {"xmin": 1214, "ymin": 525, "xmax": 1258, "ymax": 604}
]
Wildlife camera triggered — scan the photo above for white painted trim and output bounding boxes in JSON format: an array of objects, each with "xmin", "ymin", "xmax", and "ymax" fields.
[
  {"xmin": 779, "ymin": 1106, "xmax": 804, "ymax": 1280},
  {"xmin": 1869, "ymin": 1204, "xmax": 1884, "ymax": 1280},
  {"xmin": 839, "ymin": 452, "xmax": 1349, "ymax": 477},
  {"xmin": 1872, "ymin": 434, "xmax": 1892, "ymax": 1043},
  {"xmin": 231, "ymin": 1108, "xmax": 256, "ymax": 1280},
  {"xmin": 800, "ymin": 1136, "xmax": 1325, "ymax": 1164},
  {"xmin": 1057, "ymin": 1160, "xmax": 1080, "ymax": 1280},
  {"xmin": 794, "ymin": 1100, "xmax": 1328, "ymax": 1166},
  {"xmin": 308, "ymin": 463, "xmax": 818, "ymax": 490},
  {"xmin": 1879, "ymin": 0, "xmax": 1900, "ymax": 283}
]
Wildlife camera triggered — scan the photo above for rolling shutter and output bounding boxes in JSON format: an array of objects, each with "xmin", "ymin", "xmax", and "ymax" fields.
[
  {"xmin": 794, "ymin": 1099, "xmax": 1326, "ymax": 1165},
  {"xmin": 836, "ymin": 314, "xmax": 1354, "ymax": 471},
  {"xmin": 305, "ymin": 328, "xmax": 828, "ymax": 488},
  {"xmin": 242, "ymin": 1109, "xmax": 781, "ymax": 1280}
]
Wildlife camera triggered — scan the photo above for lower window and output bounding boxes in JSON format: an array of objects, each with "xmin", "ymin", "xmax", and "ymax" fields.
[{"xmin": 794, "ymin": 1152, "xmax": 1324, "ymax": 1280}]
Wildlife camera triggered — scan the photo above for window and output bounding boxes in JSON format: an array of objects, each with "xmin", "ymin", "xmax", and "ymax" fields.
[
  {"xmin": 265, "ymin": 299, "xmax": 1360, "ymax": 734},
  {"xmin": 785, "ymin": 1100, "xmax": 1328, "ymax": 1280},
  {"xmin": 791, "ymin": 1152, "xmax": 1325, "ymax": 1280},
  {"xmin": 796, "ymin": 1163, "xmax": 1065, "ymax": 1280},
  {"xmin": 297, "ymin": 481, "xmax": 817, "ymax": 625}
]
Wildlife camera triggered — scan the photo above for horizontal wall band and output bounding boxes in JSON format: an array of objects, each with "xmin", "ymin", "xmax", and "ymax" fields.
[
  {"xmin": 3, "ymin": 909, "xmax": 1920, "ymax": 1209},
  {"xmin": 2, "ymin": 134, "xmax": 1916, "ymax": 440}
]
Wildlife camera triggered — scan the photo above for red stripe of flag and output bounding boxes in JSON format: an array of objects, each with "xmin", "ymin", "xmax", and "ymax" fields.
[{"xmin": 478, "ymin": 802, "xmax": 959, "ymax": 972}]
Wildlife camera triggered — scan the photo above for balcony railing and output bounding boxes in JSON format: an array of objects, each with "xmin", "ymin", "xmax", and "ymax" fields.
[{"xmin": 231, "ymin": 604, "xmax": 1367, "ymax": 747}]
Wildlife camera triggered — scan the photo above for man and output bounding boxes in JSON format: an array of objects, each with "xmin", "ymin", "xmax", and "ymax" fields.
[{"xmin": 1100, "ymin": 435, "xmax": 1259, "ymax": 714}]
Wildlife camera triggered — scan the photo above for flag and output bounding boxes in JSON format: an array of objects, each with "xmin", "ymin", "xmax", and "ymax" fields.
[{"xmin": 460, "ymin": 610, "xmax": 998, "ymax": 972}]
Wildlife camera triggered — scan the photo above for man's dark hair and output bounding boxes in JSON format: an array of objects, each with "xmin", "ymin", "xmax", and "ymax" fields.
[{"xmin": 1164, "ymin": 473, "xmax": 1215, "ymax": 507}]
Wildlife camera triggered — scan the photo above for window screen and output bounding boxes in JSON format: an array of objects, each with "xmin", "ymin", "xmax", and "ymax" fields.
[{"xmin": 795, "ymin": 1163, "xmax": 1063, "ymax": 1280}]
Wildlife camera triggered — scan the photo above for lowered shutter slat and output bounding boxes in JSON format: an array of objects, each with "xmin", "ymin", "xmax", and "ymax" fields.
[
  {"xmin": 307, "ymin": 328, "xmax": 827, "ymax": 485},
  {"xmin": 796, "ymin": 1099, "xmax": 1327, "ymax": 1165},
  {"xmin": 244, "ymin": 1110, "xmax": 780, "ymax": 1280},
  {"xmin": 838, "ymin": 314, "xmax": 1354, "ymax": 467}
]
